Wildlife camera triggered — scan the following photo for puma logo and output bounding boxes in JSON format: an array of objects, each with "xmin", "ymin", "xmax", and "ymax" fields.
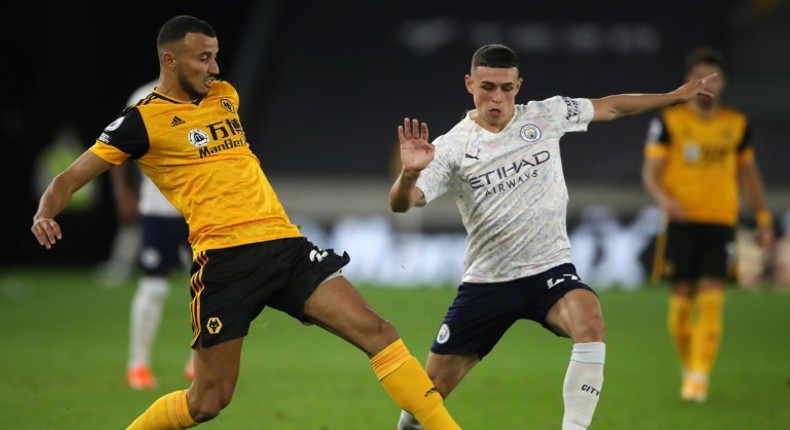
[{"xmin": 464, "ymin": 149, "xmax": 480, "ymax": 160}]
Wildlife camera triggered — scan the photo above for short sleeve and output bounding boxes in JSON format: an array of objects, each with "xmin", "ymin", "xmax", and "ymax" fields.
[
  {"xmin": 737, "ymin": 122, "xmax": 755, "ymax": 164},
  {"xmin": 644, "ymin": 116, "xmax": 670, "ymax": 158},
  {"xmin": 415, "ymin": 136, "xmax": 456, "ymax": 204},
  {"xmin": 95, "ymin": 108, "xmax": 150, "ymax": 159},
  {"xmin": 545, "ymin": 96, "xmax": 594, "ymax": 133}
]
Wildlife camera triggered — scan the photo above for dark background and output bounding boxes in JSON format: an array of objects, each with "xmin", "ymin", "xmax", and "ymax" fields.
[{"xmin": 4, "ymin": 0, "xmax": 789, "ymax": 266}]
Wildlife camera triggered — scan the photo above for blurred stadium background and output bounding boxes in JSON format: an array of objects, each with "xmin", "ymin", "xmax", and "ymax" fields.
[{"xmin": 3, "ymin": 0, "xmax": 790, "ymax": 285}]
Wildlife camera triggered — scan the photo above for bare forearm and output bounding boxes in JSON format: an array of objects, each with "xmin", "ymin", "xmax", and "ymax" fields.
[
  {"xmin": 741, "ymin": 167, "xmax": 769, "ymax": 215},
  {"xmin": 642, "ymin": 172, "xmax": 667, "ymax": 206},
  {"xmin": 595, "ymin": 93, "xmax": 685, "ymax": 121},
  {"xmin": 389, "ymin": 170, "xmax": 423, "ymax": 212},
  {"xmin": 594, "ymin": 73, "xmax": 718, "ymax": 121},
  {"xmin": 740, "ymin": 163, "xmax": 774, "ymax": 247},
  {"xmin": 34, "ymin": 175, "xmax": 76, "ymax": 221}
]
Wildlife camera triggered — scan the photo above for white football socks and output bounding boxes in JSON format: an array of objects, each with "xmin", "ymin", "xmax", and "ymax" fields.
[
  {"xmin": 562, "ymin": 342, "xmax": 605, "ymax": 430},
  {"xmin": 128, "ymin": 276, "xmax": 169, "ymax": 369},
  {"xmin": 396, "ymin": 342, "xmax": 605, "ymax": 430}
]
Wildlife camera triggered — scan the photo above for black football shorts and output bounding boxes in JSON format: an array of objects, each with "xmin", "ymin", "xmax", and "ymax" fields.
[
  {"xmin": 188, "ymin": 237, "xmax": 350, "ymax": 348},
  {"xmin": 662, "ymin": 221, "xmax": 735, "ymax": 282}
]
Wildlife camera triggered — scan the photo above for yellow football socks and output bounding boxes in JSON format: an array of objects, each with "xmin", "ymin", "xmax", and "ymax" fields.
[
  {"xmin": 126, "ymin": 389, "xmax": 197, "ymax": 430},
  {"xmin": 370, "ymin": 339, "xmax": 461, "ymax": 430},
  {"xmin": 691, "ymin": 289, "xmax": 724, "ymax": 374},
  {"xmin": 668, "ymin": 294, "xmax": 694, "ymax": 371}
]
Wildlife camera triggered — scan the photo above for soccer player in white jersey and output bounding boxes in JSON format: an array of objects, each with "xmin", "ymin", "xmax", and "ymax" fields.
[
  {"xmin": 390, "ymin": 44, "xmax": 719, "ymax": 430},
  {"xmin": 114, "ymin": 80, "xmax": 195, "ymax": 389}
]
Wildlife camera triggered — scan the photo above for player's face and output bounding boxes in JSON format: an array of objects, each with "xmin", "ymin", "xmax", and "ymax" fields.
[
  {"xmin": 175, "ymin": 32, "xmax": 220, "ymax": 100},
  {"xmin": 686, "ymin": 62, "xmax": 724, "ymax": 108},
  {"xmin": 465, "ymin": 66, "xmax": 522, "ymax": 130}
]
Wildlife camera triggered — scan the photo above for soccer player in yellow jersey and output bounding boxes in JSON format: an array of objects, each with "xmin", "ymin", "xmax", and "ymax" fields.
[
  {"xmin": 642, "ymin": 46, "xmax": 773, "ymax": 403},
  {"xmin": 31, "ymin": 15, "xmax": 461, "ymax": 430}
]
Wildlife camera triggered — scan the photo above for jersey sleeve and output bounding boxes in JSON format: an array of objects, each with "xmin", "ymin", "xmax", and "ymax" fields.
[
  {"xmin": 736, "ymin": 121, "xmax": 755, "ymax": 163},
  {"xmin": 643, "ymin": 116, "xmax": 669, "ymax": 158},
  {"xmin": 94, "ymin": 108, "xmax": 150, "ymax": 160},
  {"xmin": 89, "ymin": 142, "xmax": 131, "ymax": 166},
  {"xmin": 415, "ymin": 135, "xmax": 457, "ymax": 204},
  {"xmin": 546, "ymin": 96, "xmax": 594, "ymax": 133}
]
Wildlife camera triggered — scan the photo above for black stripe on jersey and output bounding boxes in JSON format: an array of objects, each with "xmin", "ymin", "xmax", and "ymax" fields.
[
  {"xmin": 105, "ymin": 108, "xmax": 150, "ymax": 160},
  {"xmin": 135, "ymin": 92, "xmax": 157, "ymax": 106},
  {"xmin": 118, "ymin": 93, "xmax": 157, "ymax": 117},
  {"xmin": 147, "ymin": 91, "xmax": 203, "ymax": 106},
  {"xmin": 655, "ymin": 115, "xmax": 670, "ymax": 145},
  {"xmin": 736, "ymin": 122, "xmax": 752, "ymax": 152}
]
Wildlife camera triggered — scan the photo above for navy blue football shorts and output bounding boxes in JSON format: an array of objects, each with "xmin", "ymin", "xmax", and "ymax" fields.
[
  {"xmin": 188, "ymin": 237, "xmax": 350, "ymax": 348},
  {"xmin": 139, "ymin": 215, "xmax": 190, "ymax": 276},
  {"xmin": 429, "ymin": 263, "xmax": 595, "ymax": 359}
]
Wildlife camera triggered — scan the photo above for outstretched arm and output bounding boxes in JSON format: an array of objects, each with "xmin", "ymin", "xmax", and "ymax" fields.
[
  {"xmin": 389, "ymin": 118, "xmax": 432, "ymax": 213},
  {"xmin": 32, "ymin": 150, "xmax": 114, "ymax": 249},
  {"xmin": 591, "ymin": 73, "xmax": 718, "ymax": 122}
]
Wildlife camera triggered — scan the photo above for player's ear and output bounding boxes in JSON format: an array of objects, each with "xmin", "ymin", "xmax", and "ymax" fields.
[
  {"xmin": 465, "ymin": 74, "xmax": 474, "ymax": 94},
  {"xmin": 162, "ymin": 51, "xmax": 177, "ymax": 71}
]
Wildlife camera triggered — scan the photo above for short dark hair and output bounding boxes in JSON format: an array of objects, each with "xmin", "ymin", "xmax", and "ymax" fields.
[
  {"xmin": 157, "ymin": 15, "xmax": 216, "ymax": 49},
  {"xmin": 471, "ymin": 44, "xmax": 520, "ymax": 74},
  {"xmin": 685, "ymin": 46, "xmax": 725, "ymax": 73}
]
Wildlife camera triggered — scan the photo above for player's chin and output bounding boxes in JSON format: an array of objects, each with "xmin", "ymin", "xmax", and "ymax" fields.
[{"xmin": 486, "ymin": 111, "xmax": 509, "ymax": 126}]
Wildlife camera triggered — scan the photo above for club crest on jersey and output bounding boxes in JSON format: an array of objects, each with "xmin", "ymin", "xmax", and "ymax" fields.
[
  {"xmin": 436, "ymin": 324, "xmax": 451, "ymax": 344},
  {"xmin": 221, "ymin": 98, "xmax": 236, "ymax": 113},
  {"xmin": 519, "ymin": 124, "xmax": 542, "ymax": 143},
  {"xmin": 188, "ymin": 129, "xmax": 210, "ymax": 147}
]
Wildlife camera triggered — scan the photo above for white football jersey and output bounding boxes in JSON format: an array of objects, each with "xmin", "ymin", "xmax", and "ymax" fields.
[
  {"xmin": 416, "ymin": 96, "xmax": 594, "ymax": 283},
  {"xmin": 126, "ymin": 80, "xmax": 181, "ymax": 217}
]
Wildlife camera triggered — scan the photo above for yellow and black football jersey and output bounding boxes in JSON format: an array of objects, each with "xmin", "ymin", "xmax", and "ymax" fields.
[
  {"xmin": 644, "ymin": 103, "xmax": 753, "ymax": 226},
  {"xmin": 90, "ymin": 80, "xmax": 302, "ymax": 256}
]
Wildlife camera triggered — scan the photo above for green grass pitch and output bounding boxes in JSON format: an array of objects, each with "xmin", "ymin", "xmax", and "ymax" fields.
[{"xmin": 1, "ymin": 267, "xmax": 788, "ymax": 429}]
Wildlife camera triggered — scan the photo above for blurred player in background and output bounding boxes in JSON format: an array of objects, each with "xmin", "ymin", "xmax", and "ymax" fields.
[
  {"xmin": 642, "ymin": 46, "xmax": 773, "ymax": 402},
  {"xmin": 31, "ymin": 15, "xmax": 461, "ymax": 430},
  {"xmin": 115, "ymin": 81, "xmax": 195, "ymax": 389},
  {"xmin": 96, "ymin": 177, "xmax": 141, "ymax": 286},
  {"xmin": 390, "ymin": 43, "xmax": 719, "ymax": 430}
]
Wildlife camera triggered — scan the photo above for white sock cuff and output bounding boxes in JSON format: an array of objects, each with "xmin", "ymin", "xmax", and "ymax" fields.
[{"xmin": 570, "ymin": 342, "xmax": 606, "ymax": 364}]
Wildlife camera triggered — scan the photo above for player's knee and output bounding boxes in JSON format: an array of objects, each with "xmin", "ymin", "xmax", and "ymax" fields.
[
  {"xmin": 587, "ymin": 314, "xmax": 606, "ymax": 341},
  {"xmin": 379, "ymin": 317, "xmax": 398, "ymax": 336},
  {"xmin": 573, "ymin": 313, "xmax": 605, "ymax": 343},
  {"xmin": 363, "ymin": 316, "xmax": 402, "ymax": 355},
  {"xmin": 374, "ymin": 318, "xmax": 400, "ymax": 345},
  {"xmin": 188, "ymin": 390, "xmax": 233, "ymax": 423}
]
